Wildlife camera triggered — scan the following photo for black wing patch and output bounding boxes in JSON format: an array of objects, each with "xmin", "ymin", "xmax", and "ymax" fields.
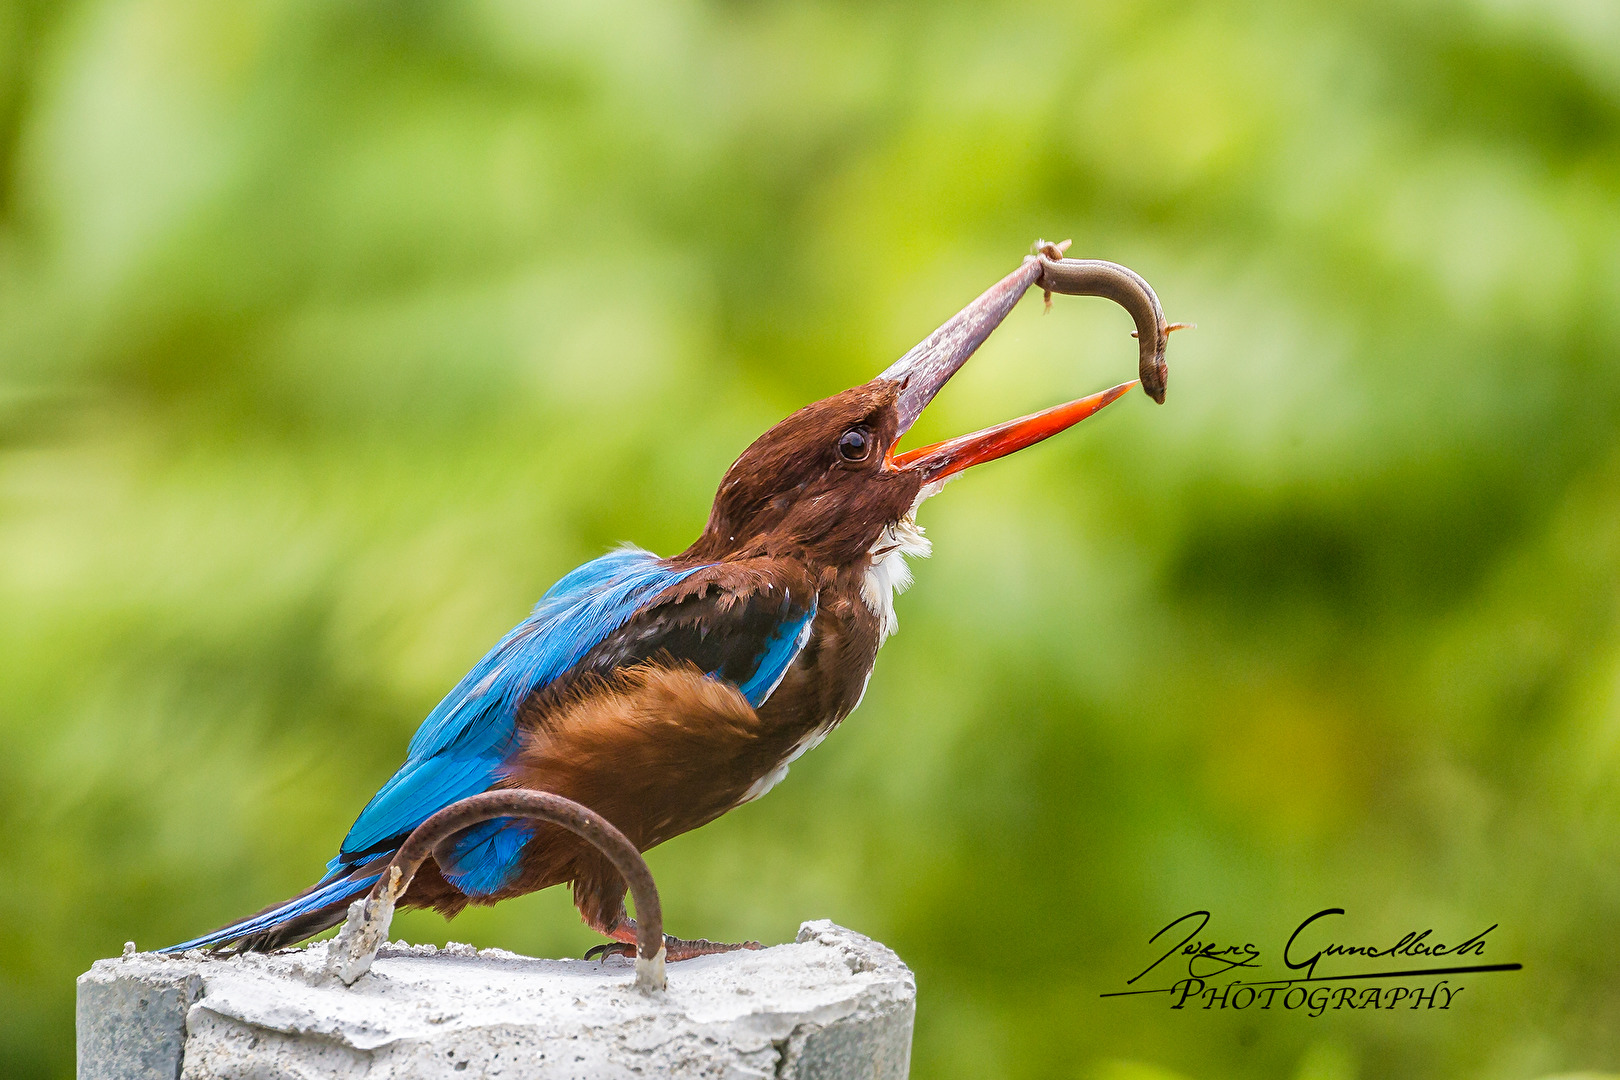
[{"xmin": 572, "ymin": 585, "xmax": 817, "ymax": 707}]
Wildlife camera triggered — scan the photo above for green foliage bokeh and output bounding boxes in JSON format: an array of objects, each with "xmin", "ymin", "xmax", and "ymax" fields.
[{"xmin": 3, "ymin": 0, "xmax": 1619, "ymax": 1077}]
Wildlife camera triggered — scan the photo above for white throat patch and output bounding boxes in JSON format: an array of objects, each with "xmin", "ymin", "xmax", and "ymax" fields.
[
  {"xmin": 860, "ymin": 481, "xmax": 942, "ymax": 641},
  {"xmin": 741, "ymin": 484, "xmax": 945, "ymax": 808}
]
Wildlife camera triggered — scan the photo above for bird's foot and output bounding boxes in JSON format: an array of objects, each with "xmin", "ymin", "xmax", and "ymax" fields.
[{"xmin": 586, "ymin": 934, "xmax": 762, "ymax": 963}]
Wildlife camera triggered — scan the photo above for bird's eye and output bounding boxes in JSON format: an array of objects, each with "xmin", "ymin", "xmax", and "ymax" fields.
[{"xmin": 837, "ymin": 427, "xmax": 872, "ymax": 462}]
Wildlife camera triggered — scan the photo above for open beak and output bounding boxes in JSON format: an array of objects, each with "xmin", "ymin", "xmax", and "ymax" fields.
[
  {"xmin": 888, "ymin": 379, "xmax": 1136, "ymax": 482},
  {"xmin": 877, "ymin": 242, "xmax": 1177, "ymax": 483}
]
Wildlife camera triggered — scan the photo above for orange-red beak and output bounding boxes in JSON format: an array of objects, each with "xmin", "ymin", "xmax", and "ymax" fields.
[
  {"xmin": 875, "ymin": 245, "xmax": 1173, "ymax": 484},
  {"xmin": 887, "ymin": 379, "xmax": 1137, "ymax": 482}
]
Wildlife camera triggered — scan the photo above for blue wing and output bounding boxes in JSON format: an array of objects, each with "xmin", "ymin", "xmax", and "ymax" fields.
[
  {"xmin": 430, "ymin": 594, "xmax": 818, "ymax": 894},
  {"xmin": 163, "ymin": 549, "xmax": 824, "ymax": 952},
  {"xmin": 733, "ymin": 601, "xmax": 817, "ymax": 705},
  {"xmin": 329, "ymin": 547, "xmax": 824, "ymax": 902},
  {"xmin": 562, "ymin": 575, "xmax": 819, "ymax": 709},
  {"xmin": 331, "ymin": 547, "xmax": 701, "ymax": 872}
]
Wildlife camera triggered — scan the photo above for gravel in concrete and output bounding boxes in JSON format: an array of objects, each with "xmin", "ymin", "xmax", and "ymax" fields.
[{"xmin": 77, "ymin": 920, "xmax": 915, "ymax": 1079}]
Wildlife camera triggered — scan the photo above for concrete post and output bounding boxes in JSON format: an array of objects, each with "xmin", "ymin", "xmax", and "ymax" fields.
[{"xmin": 77, "ymin": 920, "xmax": 915, "ymax": 1079}]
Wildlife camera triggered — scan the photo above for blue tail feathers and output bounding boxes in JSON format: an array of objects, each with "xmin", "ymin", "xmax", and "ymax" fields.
[{"xmin": 160, "ymin": 870, "xmax": 381, "ymax": 953}]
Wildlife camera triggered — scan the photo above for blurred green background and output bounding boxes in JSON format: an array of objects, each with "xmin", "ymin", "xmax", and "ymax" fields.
[{"xmin": 3, "ymin": 0, "xmax": 1619, "ymax": 1076}]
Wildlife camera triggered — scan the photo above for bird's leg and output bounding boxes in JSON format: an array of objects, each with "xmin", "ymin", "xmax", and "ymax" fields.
[{"xmin": 582, "ymin": 913, "xmax": 762, "ymax": 962}]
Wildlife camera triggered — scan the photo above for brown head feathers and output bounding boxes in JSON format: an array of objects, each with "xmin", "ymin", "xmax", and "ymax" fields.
[{"xmin": 680, "ymin": 380, "xmax": 924, "ymax": 566}]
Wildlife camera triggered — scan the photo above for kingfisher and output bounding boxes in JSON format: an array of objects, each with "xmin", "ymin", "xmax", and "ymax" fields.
[{"xmin": 165, "ymin": 242, "xmax": 1176, "ymax": 960}]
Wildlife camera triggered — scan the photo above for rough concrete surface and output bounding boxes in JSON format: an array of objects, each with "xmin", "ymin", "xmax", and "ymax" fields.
[{"xmin": 77, "ymin": 920, "xmax": 915, "ymax": 1080}]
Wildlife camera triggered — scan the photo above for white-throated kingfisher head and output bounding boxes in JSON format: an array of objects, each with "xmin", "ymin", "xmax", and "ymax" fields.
[{"xmin": 684, "ymin": 244, "xmax": 1178, "ymax": 568}]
